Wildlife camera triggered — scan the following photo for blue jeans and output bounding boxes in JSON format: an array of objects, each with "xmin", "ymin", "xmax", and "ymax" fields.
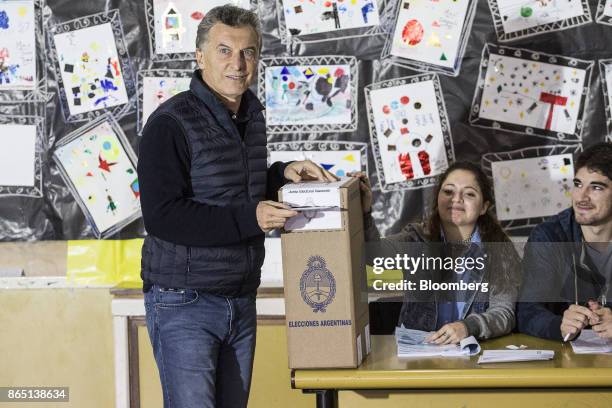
[{"xmin": 144, "ymin": 284, "xmax": 257, "ymax": 408}]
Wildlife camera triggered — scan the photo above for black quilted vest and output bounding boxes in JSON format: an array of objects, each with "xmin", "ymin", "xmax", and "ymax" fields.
[{"xmin": 140, "ymin": 71, "xmax": 267, "ymax": 296}]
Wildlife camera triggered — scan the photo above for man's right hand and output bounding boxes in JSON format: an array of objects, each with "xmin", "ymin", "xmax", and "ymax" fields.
[
  {"xmin": 561, "ymin": 304, "xmax": 600, "ymax": 341},
  {"xmin": 256, "ymin": 201, "xmax": 298, "ymax": 233}
]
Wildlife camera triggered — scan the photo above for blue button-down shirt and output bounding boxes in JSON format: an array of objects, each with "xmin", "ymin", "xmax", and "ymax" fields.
[{"xmin": 436, "ymin": 228, "xmax": 482, "ymax": 330}]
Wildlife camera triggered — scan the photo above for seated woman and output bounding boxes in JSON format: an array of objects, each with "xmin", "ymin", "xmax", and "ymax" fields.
[{"xmin": 354, "ymin": 162, "xmax": 521, "ymax": 344}]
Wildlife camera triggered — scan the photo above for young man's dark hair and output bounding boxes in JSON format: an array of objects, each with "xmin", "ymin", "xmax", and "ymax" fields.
[{"xmin": 575, "ymin": 142, "xmax": 612, "ymax": 181}]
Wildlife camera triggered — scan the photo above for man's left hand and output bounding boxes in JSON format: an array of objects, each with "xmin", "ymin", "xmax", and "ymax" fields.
[
  {"xmin": 593, "ymin": 307, "xmax": 612, "ymax": 339},
  {"xmin": 284, "ymin": 160, "xmax": 338, "ymax": 183}
]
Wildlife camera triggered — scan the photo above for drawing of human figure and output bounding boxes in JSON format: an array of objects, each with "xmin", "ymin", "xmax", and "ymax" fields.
[
  {"xmin": 0, "ymin": 46, "xmax": 30, "ymax": 86},
  {"xmin": 0, "ymin": 47, "xmax": 18, "ymax": 85},
  {"xmin": 106, "ymin": 194, "xmax": 117, "ymax": 214}
]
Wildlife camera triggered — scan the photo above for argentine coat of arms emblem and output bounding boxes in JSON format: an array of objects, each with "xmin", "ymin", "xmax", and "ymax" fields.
[{"xmin": 300, "ymin": 255, "xmax": 336, "ymax": 313}]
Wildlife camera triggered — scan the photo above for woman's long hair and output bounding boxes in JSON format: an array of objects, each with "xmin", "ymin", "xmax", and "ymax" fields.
[
  {"xmin": 426, "ymin": 161, "xmax": 521, "ymax": 291},
  {"xmin": 427, "ymin": 161, "xmax": 510, "ymax": 243}
]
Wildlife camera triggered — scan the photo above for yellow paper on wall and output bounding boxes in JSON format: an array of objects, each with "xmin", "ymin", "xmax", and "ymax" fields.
[{"xmin": 66, "ymin": 239, "xmax": 144, "ymax": 288}]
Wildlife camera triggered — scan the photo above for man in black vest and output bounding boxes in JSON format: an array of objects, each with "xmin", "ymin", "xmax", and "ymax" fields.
[{"xmin": 137, "ymin": 5, "xmax": 336, "ymax": 407}]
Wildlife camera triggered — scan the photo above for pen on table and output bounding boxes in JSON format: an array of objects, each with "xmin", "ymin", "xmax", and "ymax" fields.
[{"xmin": 563, "ymin": 253, "xmax": 579, "ymax": 343}]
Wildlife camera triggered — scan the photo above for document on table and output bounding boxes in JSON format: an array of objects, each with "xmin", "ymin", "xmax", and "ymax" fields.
[
  {"xmin": 571, "ymin": 329, "xmax": 612, "ymax": 354},
  {"xmin": 477, "ymin": 350, "xmax": 554, "ymax": 364},
  {"xmin": 395, "ymin": 326, "xmax": 481, "ymax": 357}
]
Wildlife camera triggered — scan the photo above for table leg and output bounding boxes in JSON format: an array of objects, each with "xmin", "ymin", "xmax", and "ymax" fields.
[{"xmin": 304, "ymin": 389, "xmax": 338, "ymax": 408}]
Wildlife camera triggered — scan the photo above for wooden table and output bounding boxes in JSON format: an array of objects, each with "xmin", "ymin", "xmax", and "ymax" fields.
[{"xmin": 291, "ymin": 334, "xmax": 612, "ymax": 408}]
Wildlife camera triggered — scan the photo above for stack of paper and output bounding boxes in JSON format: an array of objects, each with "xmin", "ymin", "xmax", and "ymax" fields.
[
  {"xmin": 395, "ymin": 326, "xmax": 481, "ymax": 358},
  {"xmin": 571, "ymin": 330, "xmax": 612, "ymax": 354},
  {"xmin": 477, "ymin": 350, "xmax": 554, "ymax": 364}
]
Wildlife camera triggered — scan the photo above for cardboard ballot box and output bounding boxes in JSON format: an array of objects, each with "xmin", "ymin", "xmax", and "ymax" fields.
[{"xmin": 279, "ymin": 177, "xmax": 370, "ymax": 369}]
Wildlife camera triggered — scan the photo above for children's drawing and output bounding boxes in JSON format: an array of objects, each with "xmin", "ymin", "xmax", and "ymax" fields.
[
  {"xmin": 281, "ymin": 0, "xmax": 380, "ymax": 37},
  {"xmin": 52, "ymin": 24, "xmax": 127, "ymax": 116},
  {"xmin": 146, "ymin": 0, "xmax": 250, "ymax": 61},
  {"xmin": 137, "ymin": 69, "xmax": 191, "ymax": 133},
  {"xmin": 482, "ymin": 145, "xmax": 578, "ymax": 230},
  {"xmin": 600, "ymin": 59, "xmax": 612, "ymax": 140},
  {"xmin": 0, "ymin": 114, "xmax": 43, "ymax": 197},
  {"xmin": 49, "ymin": 10, "xmax": 135, "ymax": 123},
  {"xmin": 259, "ymin": 56, "xmax": 357, "ymax": 133},
  {"xmin": 470, "ymin": 44, "xmax": 592, "ymax": 143},
  {"xmin": 492, "ymin": 154, "xmax": 574, "ymax": 221},
  {"xmin": 488, "ymin": 0, "xmax": 591, "ymax": 42},
  {"xmin": 0, "ymin": 0, "xmax": 35, "ymax": 89},
  {"xmin": 365, "ymin": 73, "xmax": 454, "ymax": 192},
  {"xmin": 597, "ymin": 0, "xmax": 612, "ymax": 25},
  {"xmin": 268, "ymin": 141, "xmax": 368, "ymax": 177},
  {"xmin": 52, "ymin": 115, "xmax": 141, "ymax": 238},
  {"xmin": 382, "ymin": 0, "xmax": 476, "ymax": 76},
  {"xmin": 0, "ymin": 0, "xmax": 45, "ymax": 102}
]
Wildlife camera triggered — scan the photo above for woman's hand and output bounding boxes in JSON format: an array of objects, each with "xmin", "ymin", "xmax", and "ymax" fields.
[
  {"xmin": 425, "ymin": 321, "xmax": 468, "ymax": 345},
  {"xmin": 347, "ymin": 171, "xmax": 372, "ymax": 214}
]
